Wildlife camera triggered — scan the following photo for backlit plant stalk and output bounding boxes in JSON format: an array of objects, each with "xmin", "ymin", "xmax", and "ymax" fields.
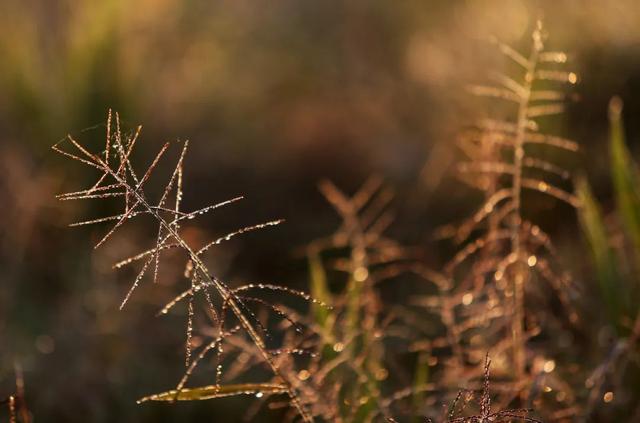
[
  {"xmin": 441, "ymin": 19, "xmax": 581, "ymax": 411},
  {"xmin": 305, "ymin": 177, "xmax": 406, "ymax": 421},
  {"xmin": 508, "ymin": 21, "xmax": 543, "ymax": 382},
  {"xmin": 54, "ymin": 112, "xmax": 314, "ymax": 422}
]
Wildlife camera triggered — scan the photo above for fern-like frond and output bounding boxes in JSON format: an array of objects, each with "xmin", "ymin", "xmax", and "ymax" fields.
[{"xmin": 435, "ymin": 19, "xmax": 581, "ymax": 417}]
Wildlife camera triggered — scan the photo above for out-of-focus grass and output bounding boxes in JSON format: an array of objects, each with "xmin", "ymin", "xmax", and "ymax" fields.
[
  {"xmin": 576, "ymin": 97, "xmax": 640, "ymax": 420},
  {"xmin": 577, "ymin": 97, "xmax": 640, "ymax": 332},
  {"xmin": 576, "ymin": 176, "xmax": 624, "ymax": 327}
]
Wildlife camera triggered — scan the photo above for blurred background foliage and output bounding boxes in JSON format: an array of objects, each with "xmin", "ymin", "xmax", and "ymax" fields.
[{"xmin": 2, "ymin": 0, "xmax": 640, "ymax": 421}]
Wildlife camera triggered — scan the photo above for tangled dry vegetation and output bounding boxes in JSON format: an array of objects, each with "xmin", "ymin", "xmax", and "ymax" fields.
[{"xmin": 37, "ymin": 19, "xmax": 640, "ymax": 423}]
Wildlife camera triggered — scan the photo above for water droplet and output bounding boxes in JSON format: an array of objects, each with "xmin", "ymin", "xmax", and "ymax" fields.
[
  {"xmin": 375, "ymin": 369, "xmax": 388, "ymax": 381},
  {"xmin": 298, "ymin": 370, "xmax": 310, "ymax": 381},
  {"xmin": 353, "ymin": 267, "xmax": 368, "ymax": 282},
  {"xmin": 543, "ymin": 360, "xmax": 555, "ymax": 373}
]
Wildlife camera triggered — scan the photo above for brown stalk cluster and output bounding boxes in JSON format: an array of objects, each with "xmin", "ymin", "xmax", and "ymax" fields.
[
  {"xmin": 420, "ymin": 19, "xmax": 581, "ymax": 421},
  {"xmin": 50, "ymin": 19, "xmax": 609, "ymax": 423},
  {"xmin": 53, "ymin": 111, "xmax": 325, "ymax": 422}
]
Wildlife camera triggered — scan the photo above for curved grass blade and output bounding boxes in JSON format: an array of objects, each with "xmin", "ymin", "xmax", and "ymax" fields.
[
  {"xmin": 576, "ymin": 176, "xmax": 626, "ymax": 328},
  {"xmin": 137, "ymin": 383, "xmax": 288, "ymax": 403},
  {"xmin": 610, "ymin": 97, "xmax": 640, "ymax": 267}
]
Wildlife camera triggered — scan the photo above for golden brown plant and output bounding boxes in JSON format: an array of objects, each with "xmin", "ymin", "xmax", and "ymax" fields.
[
  {"xmin": 432, "ymin": 19, "xmax": 581, "ymax": 419},
  {"xmin": 54, "ymin": 111, "xmax": 324, "ymax": 422},
  {"xmin": 299, "ymin": 177, "xmax": 425, "ymax": 422},
  {"xmin": 444, "ymin": 356, "xmax": 541, "ymax": 423}
]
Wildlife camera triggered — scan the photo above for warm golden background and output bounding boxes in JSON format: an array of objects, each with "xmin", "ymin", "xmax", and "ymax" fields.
[{"xmin": 1, "ymin": 1, "xmax": 640, "ymax": 421}]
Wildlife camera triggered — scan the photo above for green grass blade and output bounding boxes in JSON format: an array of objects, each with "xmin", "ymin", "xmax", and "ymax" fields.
[
  {"xmin": 610, "ymin": 97, "xmax": 640, "ymax": 263},
  {"xmin": 411, "ymin": 352, "xmax": 430, "ymax": 423},
  {"xmin": 308, "ymin": 252, "xmax": 332, "ymax": 329},
  {"xmin": 137, "ymin": 383, "xmax": 288, "ymax": 403},
  {"xmin": 576, "ymin": 175, "xmax": 625, "ymax": 326}
]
